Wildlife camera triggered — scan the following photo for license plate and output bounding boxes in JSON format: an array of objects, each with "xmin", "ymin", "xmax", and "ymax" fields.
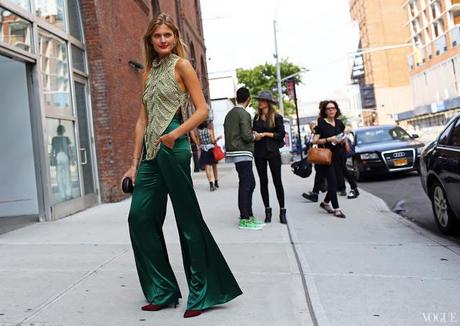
[{"xmin": 393, "ymin": 158, "xmax": 408, "ymax": 166}]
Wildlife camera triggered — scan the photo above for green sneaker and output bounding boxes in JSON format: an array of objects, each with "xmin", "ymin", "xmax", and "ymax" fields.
[
  {"xmin": 239, "ymin": 219, "xmax": 263, "ymax": 230},
  {"xmin": 249, "ymin": 216, "xmax": 266, "ymax": 227}
]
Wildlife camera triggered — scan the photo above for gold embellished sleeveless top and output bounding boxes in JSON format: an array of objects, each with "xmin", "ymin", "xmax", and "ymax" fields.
[{"xmin": 143, "ymin": 54, "xmax": 189, "ymax": 160}]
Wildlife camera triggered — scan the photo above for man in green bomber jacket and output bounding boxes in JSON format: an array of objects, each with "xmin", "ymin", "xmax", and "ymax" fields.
[{"xmin": 224, "ymin": 87, "xmax": 265, "ymax": 230}]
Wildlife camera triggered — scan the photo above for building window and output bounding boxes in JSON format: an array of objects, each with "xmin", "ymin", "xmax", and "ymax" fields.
[
  {"xmin": 38, "ymin": 29, "xmax": 72, "ymax": 116},
  {"xmin": 0, "ymin": 7, "xmax": 33, "ymax": 52},
  {"xmin": 151, "ymin": 0, "xmax": 160, "ymax": 17},
  {"xmin": 71, "ymin": 44, "xmax": 86, "ymax": 73},
  {"xmin": 189, "ymin": 41, "xmax": 196, "ymax": 68},
  {"xmin": 194, "ymin": 0, "xmax": 202, "ymax": 35},
  {"xmin": 68, "ymin": 0, "xmax": 83, "ymax": 41},
  {"xmin": 7, "ymin": 0, "xmax": 31, "ymax": 11},
  {"xmin": 34, "ymin": 0, "xmax": 66, "ymax": 31}
]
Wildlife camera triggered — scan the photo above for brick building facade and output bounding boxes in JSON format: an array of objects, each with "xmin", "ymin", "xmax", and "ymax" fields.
[
  {"xmin": 0, "ymin": 0, "xmax": 208, "ymax": 223},
  {"xmin": 349, "ymin": 0, "xmax": 413, "ymax": 125},
  {"xmin": 82, "ymin": 0, "xmax": 208, "ymax": 203}
]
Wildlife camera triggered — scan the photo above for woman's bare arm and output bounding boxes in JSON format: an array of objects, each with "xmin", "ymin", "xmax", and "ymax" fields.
[{"xmin": 131, "ymin": 106, "xmax": 147, "ymax": 167}]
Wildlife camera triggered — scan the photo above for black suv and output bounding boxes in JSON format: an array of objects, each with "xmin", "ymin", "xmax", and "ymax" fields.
[
  {"xmin": 420, "ymin": 114, "xmax": 460, "ymax": 234},
  {"xmin": 346, "ymin": 125, "xmax": 425, "ymax": 180}
]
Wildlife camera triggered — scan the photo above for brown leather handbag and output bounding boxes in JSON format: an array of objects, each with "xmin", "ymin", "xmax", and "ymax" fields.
[{"xmin": 307, "ymin": 147, "xmax": 332, "ymax": 165}]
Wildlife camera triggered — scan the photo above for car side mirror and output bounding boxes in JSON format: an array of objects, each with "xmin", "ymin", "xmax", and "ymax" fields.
[{"xmin": 411, "ymin": 134, "xmax": 419, "ymax": 139}]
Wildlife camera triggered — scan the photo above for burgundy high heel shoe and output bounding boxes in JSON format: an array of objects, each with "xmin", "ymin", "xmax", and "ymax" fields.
[{"xmin": 183, "ymin": 309, "xmax": 202, "ymax": 318}]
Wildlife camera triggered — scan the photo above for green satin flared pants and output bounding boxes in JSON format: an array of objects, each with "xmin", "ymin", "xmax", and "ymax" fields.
[{"xmin": 128, "ymin": 118, "xmax": 242, "ymax": 310}]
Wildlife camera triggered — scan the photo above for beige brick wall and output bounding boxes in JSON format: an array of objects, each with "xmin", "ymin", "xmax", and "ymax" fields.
[
  {"xmin": 350, "ymin": 0, "xmax": 413, "ymax": 123},
  {"xmin": 350, "ymin": 0, "xmax": 411, "ymax": 87}
]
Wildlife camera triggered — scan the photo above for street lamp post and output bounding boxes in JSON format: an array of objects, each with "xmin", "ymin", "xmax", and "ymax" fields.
[
  {"xmin": 285, "ymin": 77, "xmax": 303, "ymax": 158},
  {"xmin": 273, "ymin": 20, "xmax": 284, "ymax": 116}
]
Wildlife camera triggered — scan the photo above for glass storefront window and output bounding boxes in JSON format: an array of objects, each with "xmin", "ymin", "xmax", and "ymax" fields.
[
  {"xmin": 0, "ymin": 7, "xmax": 33, "ymax": 52},
  {"xmin": 71, "ymin": 44, "xmax": 86, "ymax": 72},
  {"xmin": 38, "ymin": 29, "xmax": 72, "ymax": 115},
  {"xmin": 46, "ymin": 119, "xmax": 81, "ymax": 204},
  {"xmin": 6, "ymin": 0, "xmax": 31, "ymax": 11},
  {"xmin": 34, "ymin": 0, "xmax": 65, "ymax": 31},
  {"xmin": 68, "ymin": 0, "xmax": 83, "ymax": 41}
]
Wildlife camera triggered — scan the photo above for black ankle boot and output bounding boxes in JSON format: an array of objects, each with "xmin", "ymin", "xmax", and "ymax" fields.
[
  {"xmin": 265, "ymin": 207, "xmax": 272, "ymax": 223},
  {"xmin": 280, "ymin": 208, "xmax": 287, "ymax": 224},
  {"xmin": 214, "ymin": 180, "xmax": 219, "ymax": 188},
  {"xmin": 210, "ymin": 182, "xmax": 216, "ymax": 192}
]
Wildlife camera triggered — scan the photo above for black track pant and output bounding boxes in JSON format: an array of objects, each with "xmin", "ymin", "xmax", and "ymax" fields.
[
  {"xmin": 316, "ymin": 159, "xmax": 339, "ymax": 209},
  {"xmin": 335, "ymin": 152, "xmax": 357, "ymax": 191},
  {"xmin": 235, "ymin": 161, "xmax": 256, "ymax": 219}
]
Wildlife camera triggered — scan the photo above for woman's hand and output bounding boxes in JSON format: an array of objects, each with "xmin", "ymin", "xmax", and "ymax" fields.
[
  {"xmin": 156, "ymin": 131, "xmax": 178, "ymax": 149},
  {"xmin": 328, "ymin": 136, "xmax": 339, "ymax": 144},
  {"xmin": 121, "ymin": 165, "xmax": 137, "ymax": 189},
  {"xmin": 254, "ymin": 132, "xmax": 263, "ymax": 141}
]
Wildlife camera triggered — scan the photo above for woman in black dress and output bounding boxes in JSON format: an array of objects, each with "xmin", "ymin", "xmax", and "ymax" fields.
[
  {"xmin": 312, "ymin": 100, "xmax": 346, "ymax": 218},
  {"xmin": 253, "ymin": 91, "xmax": 287, "ymax": 224}
]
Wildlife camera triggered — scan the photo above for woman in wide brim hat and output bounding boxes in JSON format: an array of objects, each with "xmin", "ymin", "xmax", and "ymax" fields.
[
  {"xmin": 254, "ymin": 90, "xmax": 277, "ymax": 104},
  {"xmin": 252, "ymin": 90, "xmax": 287, "ymax": 224}
]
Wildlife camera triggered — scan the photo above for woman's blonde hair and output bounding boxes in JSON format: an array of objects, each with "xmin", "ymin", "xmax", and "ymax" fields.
[
  {"xmin": 143, "ymin": 13, "xmax": 186, "ymax": 74},
  {"xmin": 258, "ymin": 102, "xmax": 276, "ymax": 128}
]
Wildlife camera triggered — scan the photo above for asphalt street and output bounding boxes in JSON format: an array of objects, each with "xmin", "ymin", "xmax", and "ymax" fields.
[{"xmin": 358, "ymin": 171, "xmax": 460, "ymax": 242}]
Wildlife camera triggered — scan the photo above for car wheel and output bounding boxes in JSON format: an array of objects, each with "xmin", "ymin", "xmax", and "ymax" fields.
[
  {"xmin": 430, "ymin": 180, "xmax": 457, "ymax": 235},
  {"xmin": 353, "ymin": 159, "xmax": 363, "ymax": 181}
]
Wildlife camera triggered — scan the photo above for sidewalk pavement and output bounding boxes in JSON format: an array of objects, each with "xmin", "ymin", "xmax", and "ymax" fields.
[
  {"xmin": 286, "ymin": 166, "xmax": 460, "ymax": 326},
  {"xmin": 0, "ymin": 164, "xmax": 313, "ymax": 326},
  {"xmin": 2, "ymin": 163, "xmax": 459, "ymax": 326}
]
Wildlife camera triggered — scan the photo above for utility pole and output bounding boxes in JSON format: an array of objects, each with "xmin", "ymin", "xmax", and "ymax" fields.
[
  {"xmin": 286, "ymin": 77, "xmax": 302, "ymax": 159},
  {"xmin": 273, "ymin": 20, "xmax": 284, "ymax": 116}
]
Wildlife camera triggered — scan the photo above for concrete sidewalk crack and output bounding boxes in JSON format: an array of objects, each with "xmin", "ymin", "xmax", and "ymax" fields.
[{"xmin": 16, "ymin": 248, "xmax": 129, "ymax": 325}]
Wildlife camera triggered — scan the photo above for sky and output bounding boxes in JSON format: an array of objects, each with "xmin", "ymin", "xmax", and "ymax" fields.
[{"xmin": 200, "ymin": 0, "xmax": 360, "ymax": 113}]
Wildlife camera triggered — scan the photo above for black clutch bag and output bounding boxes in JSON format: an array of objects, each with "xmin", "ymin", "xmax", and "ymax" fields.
[
  {"xmin": 291, "ymin": 159, "xmax": 312, "ymax": 178},
  {"xmin": 122, "ymin": 177, "xmax": 134, "ymax": 194}
]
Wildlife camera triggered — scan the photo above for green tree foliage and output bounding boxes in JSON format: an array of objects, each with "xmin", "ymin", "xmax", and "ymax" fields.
[
  {"xmin": 236, "ymin": 59, "xmax": 303, "ymax": 117},
  {"xmin": 338, "ymin": 115, "xmax": 351, "ymax": 127}
]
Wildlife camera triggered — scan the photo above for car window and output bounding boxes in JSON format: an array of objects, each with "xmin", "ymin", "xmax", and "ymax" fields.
[
  {"xmin": 390, "ymin": 127, "xmax": 412, "ymax": 141},
  {"xmin": 356, "ymin": 127, "xmax": 411, "ymax": 145},
  {"xmin": 448, "ymin": 118, "xmax": 460, "ymax": 147},
  {"xmin": 438, "ymin": 122, "xmax": 454, "ymax": 145}
]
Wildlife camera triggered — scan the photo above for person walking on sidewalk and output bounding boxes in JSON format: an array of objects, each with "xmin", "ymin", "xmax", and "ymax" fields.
[
  {"xmin": 195, "ymin": 121, "xmax": 218, "ymax": 191},
  {"xmin": 122, "ymin": 13, "xmax": 242, "ymax": 319},
  {"xmin": 311, "ymin": 100, "xmax": 347, "ymax": 218},
  {"xmin": 252, "ymin": 91, "xmax": 287, "ymax": 224},
  {"xmin": 303, "ymin": 102, "xmax": 328, "ymax": 203},
  {"xmin": 336, "ymin": 130, "xmax": 360, "ymax": 199},
  {"xmin": 207, "ymin": 114, "xmax": 222, "ymax": 190},
  {"xmin": 224, "ymin": 87, "xmax": 265, "ymax": 230}
]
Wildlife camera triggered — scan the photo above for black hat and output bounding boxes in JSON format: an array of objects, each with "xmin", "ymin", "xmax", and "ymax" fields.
[{"xmin": 255, "ymin": 90, "xmax": 277, "ymax": 104}]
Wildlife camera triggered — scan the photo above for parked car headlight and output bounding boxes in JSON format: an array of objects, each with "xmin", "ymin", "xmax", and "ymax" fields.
[{"xmin": 360, "ymin": 153, "xmax": 379, "ymax": 160}]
